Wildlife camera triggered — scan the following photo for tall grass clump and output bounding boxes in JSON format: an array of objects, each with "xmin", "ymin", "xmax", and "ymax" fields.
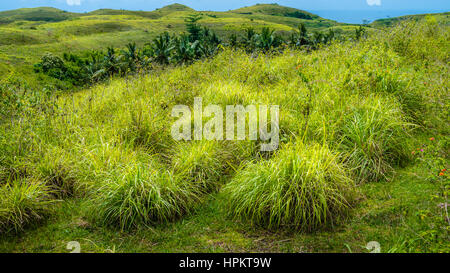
[
  {"xmin": 339, "ymin": 96, "xmax": 413, "ymax": 182},
  {"xmin": 383, "ymin": 17, "xmax": 450, "ymax": 63},
  {"xmin": 120, "ymin": 105, "xmax": 173, "ymax": 154},
  {"xmin": 0, "ymin": 179, "xmax": 54, "ymax": 233},
  {"xmin": 32, "ymin": 147, "xmax": 77, "ymax": 198},
  {"xmin": 92, "ymin": 162, "xmax": 203, "ymax": 230},
  {"xmin": 223, "ymin": 141, "xmax": 358, "ymax": 231},
  {"xmin": 171, "ymin": 140, "xmax": 230, "ymax": 192}
]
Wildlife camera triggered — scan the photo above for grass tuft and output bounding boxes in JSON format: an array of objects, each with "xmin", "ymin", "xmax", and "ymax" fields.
[
  {"xmin": 0, "ymin": 179, "xmax": 54, "ymax": 233},
  {"xmin": 223, "ymin": 141, "xmax": 358, "ymax": 231},
  {"xmin": 92, "ymin": 161, "xmax": 203, "ymax": 230},
  {"xmin": 339, "ymin": 96, "xmax": 413, "ymax": 182}
]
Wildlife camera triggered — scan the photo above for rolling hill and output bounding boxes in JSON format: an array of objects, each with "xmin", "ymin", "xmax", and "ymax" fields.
[
  {"xmin": 0, "ymin": 4, "xmax": 348, "ymax": 89},
  {"xmin": 0, "ymin": 3, "xmax": 448, "ymax": 89},
  {"xmin": 231, "ymin": 3, "xmax": 319, "ymax": 20},
  {"xmin": 371, "ymin": 11, "xmax": 450, "ymax": 27},
  {"xmin": 0, "ymin": 7, "xmax": 77, "ymax": 24}
]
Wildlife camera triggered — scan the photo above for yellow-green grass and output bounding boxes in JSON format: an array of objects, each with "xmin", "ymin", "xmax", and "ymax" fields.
[
  {"xmin": 0, "ymin": 18, "xmax": 448, "ymax": 251},
  {"xmin": 0, "ymin": 4, "xmax": 355, "ymax": 89},
  {"xmin": 371, "ymin": 12, "xmax": 450, "ymax": 28}
]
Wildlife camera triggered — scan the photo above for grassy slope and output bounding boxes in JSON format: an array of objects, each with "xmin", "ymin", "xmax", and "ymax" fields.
[
  {"xmin": 371, "ymin": 11, "xmax": 450, "ymax": 27},
  {"xmin": 0, "ymin": 5, "xmax": 448, "ymax": 253},
  {"xmin": 0, "ymin": 4, "xmax": 345, "ymax": 88},
  {"xmin": 0, "ymin": 18, "xmax": 448, "ymax": 252}
]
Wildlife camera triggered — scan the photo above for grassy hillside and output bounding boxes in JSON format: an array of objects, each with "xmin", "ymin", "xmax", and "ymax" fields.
[
  {"xmin": 0, "ymin": 16, "xmax": 448, "ymax": 252},
  {"xmin": 0, "ymin": 7, "xmax": 77, "ymax": 24},
  {"xmin": 0, "ymin": 4, "xmax": 448, "ymax": 253},
  {"xmin": 371, "ymin": 11, "xmax": 450, "ymax": 27},
  {"xmin": 0, "ymin": 4, "xmax": 350, "ymax": 89},
  {"xmin": 232, "ymin": 3, "xmax": 319, "ymax": 20}
]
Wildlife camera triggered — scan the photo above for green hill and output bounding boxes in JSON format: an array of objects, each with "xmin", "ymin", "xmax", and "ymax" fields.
[
  {"xmin": 2, "ymin": 4, "xmax": 447, "ymax": 90},
  {"xmin": 0, "ymin": 7, "xmax": 76, "ymax": 24},
  {"xmin": 0, "ymin": 4, "xmax": 350, "ymax": 89},
  {"xmin": 371, "ymin": 11, "xmax": 450, "ymax": 27},
  {"xmin": 87, "ymin": 4, "xmax": 195, "ymax": 19},
  {"xmin": 231, "ymin": 3, "xmax": 319, "ymax": 20}
]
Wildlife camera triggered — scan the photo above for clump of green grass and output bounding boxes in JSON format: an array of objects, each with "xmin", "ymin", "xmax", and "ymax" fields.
[
  {"xmin": 339, "ymin": 96, "xmax": 413, "ymax": 182},
  {"xmin": 120, "ymin": 105, "xmax": 172, "ymax": 154},
  {"xmin": 171, "ymin": 140, "xmax": 230, "ymax": 192},
  {"xmin": 0, "ymin": 179, "xmax": 54, "ymax": 233},
  {"xmin": 92, "ymin": 161, "xmax": 203, "ymax": 230},
  {"xmin": 223, "ymin": 141, "xmax": 358, "ymax": 231},
  {"xmin": 32, "ymin": 148, "xmax": 77, "ymax": 198}
]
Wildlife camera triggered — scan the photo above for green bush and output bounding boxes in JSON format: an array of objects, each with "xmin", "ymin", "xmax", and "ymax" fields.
[{"xmin": 223, "ymin": 141, "xmax": 358, "ymax": 230}]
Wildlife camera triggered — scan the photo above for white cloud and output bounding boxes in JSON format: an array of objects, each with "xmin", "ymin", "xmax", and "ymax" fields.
[
  {"xmin": 66, "ymin": 0, "xmax": 82, "ymax": 6},
  {"xmin": 366, "ymin": 0, "xmax": 381, "ymax": 6}
]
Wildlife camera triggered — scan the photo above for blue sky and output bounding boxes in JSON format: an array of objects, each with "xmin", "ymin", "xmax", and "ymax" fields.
[{"xmin": 1, "ymin": 0, "xmax": 449, "ymax": 12}]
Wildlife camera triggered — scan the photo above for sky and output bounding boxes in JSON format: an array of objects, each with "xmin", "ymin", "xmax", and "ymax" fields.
[{"xmin": 0, "ymin": 1, "xmax": 449, "ymax": 23}]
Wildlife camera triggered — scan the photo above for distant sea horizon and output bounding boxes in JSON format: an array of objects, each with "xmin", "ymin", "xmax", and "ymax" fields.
[{"xmin": 309, "ymin": 9, "xmax": 449, "ymax": 24}]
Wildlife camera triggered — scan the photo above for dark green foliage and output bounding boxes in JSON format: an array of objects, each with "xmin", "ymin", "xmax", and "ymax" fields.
[
  {"xmin": 224, "ymin": 142, "xmax": 358, "ymax": 230},
  {"xmin": 255, "ymin": 27, "xmax": 283, "ymax": 52},
  {"xmin": 149, "ymin": 32, "xmax": 175, "ymax": 65},
  {"xmin": 185, "ymin": 14, "xmax": 203, "ymax": 42},
  {"xmin": 174, "ymin": 34, "xmax": 201, "ymax": 64},
  {"xmin": 290, "ymin": 23, "xmax": 309, "ymax": 47},
  {"xmin": 33, "ymin": 18, "xmax": 333, "ymax": 87},
  {"xmin": 228, "ymin": 33, "xmax": 238, "ymax": 48},
  {"xmin": 286, "ymin": 11, "xmax": 313, "ymax": 20},
  {"xmin": 355, "ymin": 25, "xmax": 366, "ymax": 40}
]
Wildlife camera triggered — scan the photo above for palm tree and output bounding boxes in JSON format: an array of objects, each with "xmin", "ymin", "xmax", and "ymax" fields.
[
  {"xmin": 324, "ymin": 29, "xmax": 335, "ymax": 44},
  {"xmin": 174, "ymin": 34, "xmax": 200, "ymax": 64},
  {"xmin": 151, "ymin": 32, "xmax": 174, "ymax": 65},
  {"xmin": 242, "ymin": 27, "xmax": 256, "ymax": 51},
  {"xmin": 290, "ymin": 23, "xmax": 310, "ymax": 48},
  {"xmin": 86, "ymin": 50, "xmax": 105, "ymax": 82},
  {"xmin": 255, "ymin": 27, "xmax": 282, "ymax": 52},
  {"xmin": 199, "ymin": 27, "xmax": 221, "ymax": 57},
  {"xmin": 121, "ymin": 42, "xmax": 138, "ymax": 72},
  {"xmin": 92, "ymin": 47, "xmax": 123, "ymax": 79}
]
